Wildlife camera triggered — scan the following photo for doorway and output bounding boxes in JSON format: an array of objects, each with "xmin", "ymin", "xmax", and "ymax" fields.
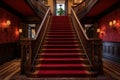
[{"xmin": 53, "ymin": 0, "xmax": 68, "ymax": 16}]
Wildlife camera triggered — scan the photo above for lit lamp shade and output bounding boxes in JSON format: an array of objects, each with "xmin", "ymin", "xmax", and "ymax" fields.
[
  {"xmin": 6, "ymin": 20, "xmax": 11, "ymax": 26},
  {"xmin": 97, "ymin": 28, "xmax": 100, "ymax": 33},
  {"xmin": 19, "ymin": 29, "xmax": 22, "ymax": 33},
  {"xmin": 109, "ymin": 21, "xmax": 113, "ymax": 27},
  {"xmin": 113, "ymin": 20, "xmax": 116, "ymax": 25}
]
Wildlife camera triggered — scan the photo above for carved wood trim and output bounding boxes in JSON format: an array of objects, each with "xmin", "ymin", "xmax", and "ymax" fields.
[{"xmin": 103, "ymin": 42, "xmax": 120, "ymax": 63}]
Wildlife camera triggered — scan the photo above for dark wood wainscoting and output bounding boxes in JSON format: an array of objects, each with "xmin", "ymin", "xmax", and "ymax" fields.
[
  {"xmin": 103, "ymin": 42, "xmax": 120, "ymax": 63},
  {"xmin": 0, "ymin": 42, "xmax": 20, "ymax": 65}
]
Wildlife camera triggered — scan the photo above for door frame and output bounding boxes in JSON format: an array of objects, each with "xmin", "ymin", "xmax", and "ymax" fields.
[{"xmin": 53, "ymin": 0, "xmax": 68, "ymax": 15}]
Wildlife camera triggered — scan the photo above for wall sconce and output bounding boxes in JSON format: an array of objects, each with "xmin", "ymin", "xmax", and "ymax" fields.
[
  {"xmin": 1, "ymin": 20, "xmax": 11, "ymax": 32},
  {"xmin": 97, "ymin": 28, "xmax": 100, "ymax": 33},
  {"xmin": 19, "ymin": 29, "xmax": 22, "ymax": 33},
  {"xmin": 6, "ymin": 20, "xmax": 11, "ymax": 26},
  {"xmin": 109, "ymin": 20, "xmax": 120, "ymax": 31}
]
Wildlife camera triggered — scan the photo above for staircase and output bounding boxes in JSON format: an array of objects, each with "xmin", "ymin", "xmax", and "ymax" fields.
[{"xmin": 28, "ymin": 16, "xmax": 96, "ymax": 78}]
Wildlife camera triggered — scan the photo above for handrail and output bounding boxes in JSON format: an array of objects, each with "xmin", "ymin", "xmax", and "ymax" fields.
[
  {"xmin": 73, "ymin": 0, "xmax": 98, "ymax": 19},
  {"xmin": 71, "ymin": 8, "xmax": 89, "ymax": 40},
  {"xmin": 34, "ymin": 8, "xmax": 50, "ymax": 40},
  {"xmin": 20, "ymin": 7, "xmax": 51, "ymax": 74},
  {"xmin": 71, "ymin": 8, "xmax": 103, "ymax": 74},
  {"xmin": 71, "ymin": 8, "xmax": 91, "ymax": 66},
  {"xmin": 26, "ymin": 0, "xmax": 48, "ymax": 18},
  {"xmin": 31, "ymin": 7, "xmax": 51, "ymax": 68}
]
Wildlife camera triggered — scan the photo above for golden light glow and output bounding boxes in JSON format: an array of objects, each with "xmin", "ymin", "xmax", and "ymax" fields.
[
  {"xmin": 19, "ymin": 29, "xmax": 22, "ymax": 33},
  {"xmin": 97, "ymin": 28, "xmax": 100, "ymax": 33},
  {"xmin": 109, "ymin": 21, "xmax": 112, "ymax": 26},
  {"xmin": 109, "ymin": 19, "xmax": 120, "ymax": 31},
  {"xmin": 6, "ymin": 20, "xmax": 11, "ymax": 26},
  {"xmin": 113, "ymin": 20, "xmax": 116, "ymax": 24}
]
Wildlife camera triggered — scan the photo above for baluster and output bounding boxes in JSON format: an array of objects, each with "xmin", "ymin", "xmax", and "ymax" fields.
[{"xmin": 93, "ymin": 39, "xmax": 103, "ymax": 74}]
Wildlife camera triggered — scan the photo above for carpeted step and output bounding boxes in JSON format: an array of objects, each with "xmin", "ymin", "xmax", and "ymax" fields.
[
  {"xmin": 40, "ymin": 48, "xmax": 84, "ymax": 53},
  {"xmin": 33, "ymin": 64, "xmax": 92, "ymax": 71},
  {"xmin": 49, "ymin": 29, "xmax": 74, "ymax": 32},
  {"xmin": 42, "ymin": 44, "xmax": 82, "ymax": 48},
  {"xmin": 37, "ymin": 52, "xmax": 86, "ymax": 58},
  {"xmin": 46, "ymin": 34, "xmax": 75, "ymax": 36},
  {"xmin": 44, "ymin": 41, "xmax": 79, "ymax": 44},
  {"xmin": 51, "ymin": 24, "xmax": 71, "ymax": 26},
  {"xmin": 47, "ymin": 32, "xmax": 75, "ymax": 35},
  {"xmin": 46, "ymin": 35, "xmax": 76, "ymax": 38},
  {"xmin": 35, "ymin": 58, "xmax": 89, "ymax": 64},
  {"xmin": 45, "ymin": 38, "xmax": 77, "ymax": 42},
  {"xmin": 28, "ymin": 70, "xmax": 96, "ymax": 78}
]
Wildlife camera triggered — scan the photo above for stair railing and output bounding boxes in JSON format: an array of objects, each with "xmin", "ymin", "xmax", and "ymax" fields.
[
  {"xmin": 20, "ymin": 8, "xmax": 51, "ymax": 74},
  {"xmin": 26, "ymin": 0, "xmax": 48, "ymax": 18},
  {"xmin": 71, "ymin": 8, "xmax": 103, "ymax": 74},
  {"xmin": 73, "ymin": 0, "xmax": 98, "ymax": 19}
]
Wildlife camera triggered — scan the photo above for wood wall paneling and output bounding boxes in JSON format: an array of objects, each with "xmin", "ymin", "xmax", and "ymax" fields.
[
  {"xmin": 103, "ymin": 42, "xmax": 120, "ymax": 63},
  {"xmin": 0, "ymin": 43, "xmax": 20, "ymax": 65}
]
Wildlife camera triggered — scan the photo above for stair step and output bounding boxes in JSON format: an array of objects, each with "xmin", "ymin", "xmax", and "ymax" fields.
[
  {"xmin": 41, "ymin": 48, "xmax": 84, "ymax": 53},
  {"xmin": 51, "ymin": 24, "xmax": 71, "ymax": 26},
  {"xmin": 37, "ymin": 53, "xmax": 86, "ymax": 58},
  {"xmin": 43, "ymin": 41, "xmax": 79, "ymax": 44},
  {"xmin": 47, "ymin": 32, "xmax": 75, "ymax": 35},
  {"xmin": 34, "ymin": 64, "xmax": 92, "ymax": 70},
  {"xmin": 27, "ymin": 70, "xmax": 96, "ymax": 78},
  {"xmin": 42, "ymin": 44, "xmax": 81, "ymax": 48},
  {"xmin": 45, "ymin": 38, "xmax": 77, "ymax": 41},
  {"xmin": 44, "ymin": 41, "xmax": 78, "ymax": 44},
  {"xmin": 46, "ymin": 35, "xmax": 76, "ymax": 38},
  {"xmin": 46, "ymin": 34, "xmax": 75, "ymax": 37},
  {"xmin": 42, "ymin": 46, "xmax": 81, "ymax": 49},
  {"xmin": 48, "ymin": 29, "xmax": 73, "ymax": 31},
  {"xmin": 48, "ymin": 27, "xmax": 72, "ymax": 29},
  {"xmin": 35, "ymin": 58, "xmax": 89, "ymax": 64}
]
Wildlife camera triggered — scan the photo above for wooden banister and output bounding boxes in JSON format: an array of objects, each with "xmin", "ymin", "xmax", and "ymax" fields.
[
  {"xmin": 26, "ymin": 0, "xmax": 48, "ymax": 18},
  {"xmin": 71, "ymin": 8, "xmax": 103, "ymax": 74},
  {"xmin": 20, "ymin": 8, "xmax": 51, "ymax": 74},
  {"xmin": 73, "ymin": 0, "xmax": 98, "ymax": 19}
]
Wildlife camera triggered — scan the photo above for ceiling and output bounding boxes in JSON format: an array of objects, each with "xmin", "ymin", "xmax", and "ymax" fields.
[
  {"xmin": 86, "ymin": 0, "xmax": 119, "ymax": 17},
  {"xmin": 0, "ymin": 0, "xmax": 36, "ymax": 17},
  {"xmin": 0, "ymin": 0, "xmax": 119, "ymax": 19},
  {"xmin": 56, "ymin": 0, "xmax": 65, "ymax": 4}
]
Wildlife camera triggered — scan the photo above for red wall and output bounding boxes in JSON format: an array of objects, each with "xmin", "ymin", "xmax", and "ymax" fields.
[
  {"xmin": 99, "ymin": 8, "xmax": 120, "ymax": 42},
  {"xmin": 0, "ymin": 8, "xmax": 20, "ymax": 44}
]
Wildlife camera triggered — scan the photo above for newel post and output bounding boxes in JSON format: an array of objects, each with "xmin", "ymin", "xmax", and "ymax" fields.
[
  {"xmin": 20, "ymin": 38, "xmax": 32, "ymax": 74},
  {"xmin": 93, "ymin": 39, "xmax": 103, "ymax": 74}
]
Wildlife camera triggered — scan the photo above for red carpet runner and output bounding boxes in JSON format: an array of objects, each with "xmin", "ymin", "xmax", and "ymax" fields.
[{"xmin": 28, "ymin": 16, "xmax": 95, "ymax": 78}]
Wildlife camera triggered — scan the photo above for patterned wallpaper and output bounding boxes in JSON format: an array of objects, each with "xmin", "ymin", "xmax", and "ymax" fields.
[
  {"xmin": 99, "ymin": 8, "xmax": 120, "ymax": 42},
  {"xmin": 0, "ymin": 8, "xmax": 20, "ymax": 44}
]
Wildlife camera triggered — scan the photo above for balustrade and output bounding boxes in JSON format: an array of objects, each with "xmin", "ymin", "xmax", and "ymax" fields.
[
  {"xmin": 73, "ymin": 0, "xmax": 98, "ymax": 19},
  {"xmin": 20, "ymin": 8, "xmax": 51, "ymax": 74},
  {"xmin": 71, "ymin": 8, "xmax": 103, "ymax": 74}
]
